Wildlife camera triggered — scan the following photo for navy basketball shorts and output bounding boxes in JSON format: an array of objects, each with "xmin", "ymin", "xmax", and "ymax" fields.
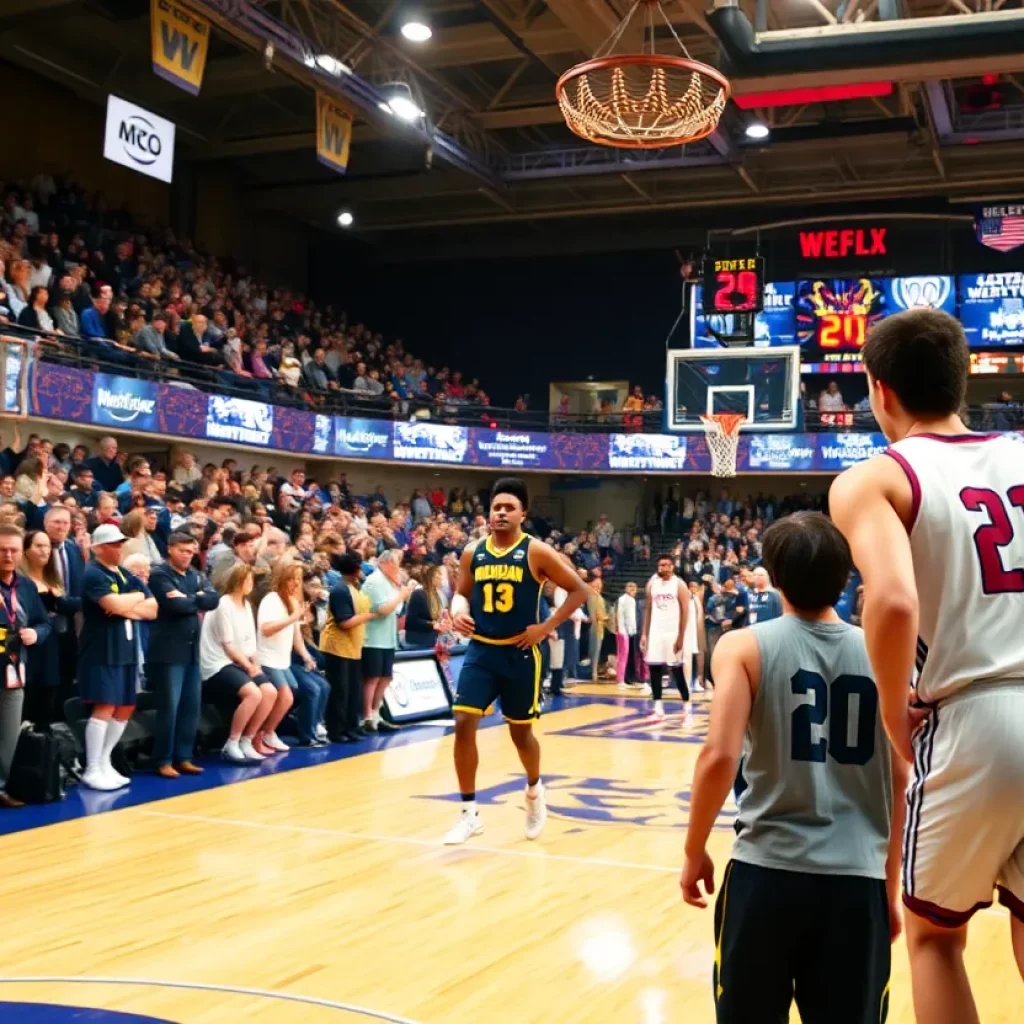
[{"xmin": 453, "ymin": 641, "xmax": 542, "ymax": 723}]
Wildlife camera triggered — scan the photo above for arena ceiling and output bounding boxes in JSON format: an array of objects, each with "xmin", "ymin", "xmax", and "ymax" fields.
[{"xmin": 7, "ymin": 0, "xmax": 1024, "ymax": 255}]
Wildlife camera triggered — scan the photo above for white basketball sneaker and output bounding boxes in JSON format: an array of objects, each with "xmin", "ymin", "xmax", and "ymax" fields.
[
  {"xmin": 444, "ymin": 808, "xmax": 484, "ymax": 845},
  {"xmin": 81, "ymin": 767, "xmax": 121, "ymax": 792},
  {"xmin": 524, "ymin": 784, "xmax": 547, "ymax": 840}
]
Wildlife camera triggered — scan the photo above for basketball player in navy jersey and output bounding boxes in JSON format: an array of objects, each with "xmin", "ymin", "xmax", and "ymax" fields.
[{"xmin": 445, "ymin": 478, "xmax": 589, "ymax": 845}]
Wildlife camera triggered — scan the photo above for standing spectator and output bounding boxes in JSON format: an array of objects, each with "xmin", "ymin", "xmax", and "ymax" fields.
[
  {"xmin": 748, "ymin": 566, "xmax": 783, "ymax": 624},
  {"xmin": 77, "ymin": 524, "xmax": 157, "ymax": 791},
  {"xmin": 320, "ymin": 552, "xmax": 375, "ymax": 742},
  {"xmin": 19, "ymin": 529, "xmax": 64, "ymax": 727},
  {"xmin": 595, "ymin": 515, "xmax": 614, "ymax": 563},
  {"xmin": 199, "ymin": 562, "xmax": 276, "ymax": 763},
  {"xmin": 720, "ymin": 571, "xmax": 749, "ymax": 633},
  {"xmin": 0, "ymin": 525, "xmax": 50, "ymax": 806},
  {"xmin": 360, "ymin": 550, "xmax": 412, "ymax": 732},
  {"xmin": 147, "ymin": 531, "xmax": 220, "ymax": 779},
  {"xmin": 86, "ymin": 437, "xmax": 124, "ymax": 493},
  {"xmin": 404, "ymin": 564, "xmax": 446, "ymax": 649},
  {"xmin": 43, "ymin": 505, "xmax": 84, "ymax": 713},
  {"xmin": 615, "ymin": 581, "xmax": 638, "ymax": 688}
]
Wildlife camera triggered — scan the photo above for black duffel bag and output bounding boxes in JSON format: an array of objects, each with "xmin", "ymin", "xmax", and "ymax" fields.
[{"xmin": 7, "ymin": 726, "xmax": 64, "ymax": 804}]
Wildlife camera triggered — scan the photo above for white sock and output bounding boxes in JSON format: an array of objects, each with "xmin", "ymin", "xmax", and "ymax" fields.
[
  {"xmin": 462, "ymin": 800, "xmax": 477, "ymax": 815},
  {"xmin": 372, "ymin": 708, "xmax": 382, "ymax": 726},
  {"xmin": 101, "ymin": 718, "xmax": 128, "ymax": 769},
  {"xmin": 654, "ymin": 699, "xmax": 665, "ymax": 715},
  {"xmin": 84, "ymin": 718, "xmax": 106, "ymax": 774},
  {"xmin": 527, "ymin": 779, "xmax": 542, "ymax": 798}
]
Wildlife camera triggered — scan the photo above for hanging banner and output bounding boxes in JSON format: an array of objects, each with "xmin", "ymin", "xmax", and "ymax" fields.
[
  {"xmin": 150, "ymin": 0, "xmax": 210, "ymax": 96},
  {"xmin": 975, "ymin": 203, "xmax": 1024, "ymax": 253},
  {"xmin": 316, "ymin": 91, "xmax": 354, "ymax": 174}
]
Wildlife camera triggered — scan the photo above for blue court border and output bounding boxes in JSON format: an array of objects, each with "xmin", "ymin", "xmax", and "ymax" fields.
[{"xmin": 0, "ymin": 694, "xmax": 651, "ymax": 838}]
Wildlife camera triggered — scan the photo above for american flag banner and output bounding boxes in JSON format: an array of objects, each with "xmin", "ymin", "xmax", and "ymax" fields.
[{"xmin": 976, "ymin": 203, "xmax": 1024, "ymax": 253}]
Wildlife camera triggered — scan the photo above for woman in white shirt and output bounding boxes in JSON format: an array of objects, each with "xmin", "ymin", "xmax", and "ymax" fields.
[
  {"xmin": 256, "ymin": 562, "xmax": 318, "ymax": 751},
  {"xmin": 199, "ymin": 562, "xmax": 277, "ymax": 763}
]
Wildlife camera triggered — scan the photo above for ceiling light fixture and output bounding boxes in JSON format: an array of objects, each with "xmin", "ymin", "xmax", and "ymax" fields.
[
  {"xmin": 401, "ymin": 20, "xmax": 432, "ymax": 42},
  {"xmin": 337, "ymin": 211, "xmax": 354, "ymax": 228},
  {"xmin": 745, "ymin": 121, "xmax": 770, "ymax": 140},
  {"xmin": 380, "ymin": 82, "xmax": 424, "ymax": 122}
]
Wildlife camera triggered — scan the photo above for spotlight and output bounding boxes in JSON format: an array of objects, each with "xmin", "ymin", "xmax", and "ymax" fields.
[
  {"xmin": 263, "ymin": 40, "xmax": 275, "ymax": 72},
  {"xmin": 401, "ymin": 20, "xmax": 432, "ymax": 42},
  {"xmin": 388, "ymin": 94, "xmax": 423, "ymax": 121},
  {"xmin": 337, "ymin": 211, "xmax": 354, "ymax": 228},
  {"xmin": 745, "ymin": 121, "xmax": 770, "ymax": 140}
]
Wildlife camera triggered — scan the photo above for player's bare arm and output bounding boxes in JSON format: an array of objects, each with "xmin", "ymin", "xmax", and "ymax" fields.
[
  {"xmin": 886, "ymin": 748, "xmax": 909, "ymax": 942},
  {"xmin": 450, "ymin": 542, "xmax": 479, "ymax": 636},
  {"xmin": 674, "ymin": 579, "xmax": 688, "ymax": 656},
  {"xmin": 640, "ymin": 579, "xmax": 653, "ymax": 654},
  {"xmin": 830, "ymin": 457, "xmax": 921, "ymax": 763},
  {"xmin": 681, "ymin": 627, "xmax": 759, "ymax": 908},
  {"xmin": 515, "ymin": 544, "xmax": 589, "ymax": 649}
]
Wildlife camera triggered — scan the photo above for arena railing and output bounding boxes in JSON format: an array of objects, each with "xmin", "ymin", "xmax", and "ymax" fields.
[{"xmin": 2, "ymin": 322, "xmax": 1019, "ymax": 435}]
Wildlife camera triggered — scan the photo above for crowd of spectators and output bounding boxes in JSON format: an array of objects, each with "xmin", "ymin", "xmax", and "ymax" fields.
[
  {"xmin": 0, "ymin": 414, "xmax": 846, "ymax": 804},
  {"xmin": 0, "ymin": 174, "xmax": 507, "ymax": 424}
]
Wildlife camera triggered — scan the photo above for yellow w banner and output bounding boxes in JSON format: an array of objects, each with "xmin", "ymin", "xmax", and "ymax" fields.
[
  {"xmin": 151, "ymin": 0, "xmax": 210, "ymax": 96},
  {"xmin": 316, "ymin": 91, "xmax": 354, "ymax": 175}
]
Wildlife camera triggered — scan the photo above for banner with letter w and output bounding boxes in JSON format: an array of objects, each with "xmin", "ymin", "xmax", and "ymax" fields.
[
  {"xmin": 316, "ymin": 91, "xmax": 354, "ymax": 175},
  {"xmin": 151, "ymin": 0, "xmax": 210, "ymax": 96}
]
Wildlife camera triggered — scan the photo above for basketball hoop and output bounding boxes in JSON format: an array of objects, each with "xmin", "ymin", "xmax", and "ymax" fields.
[
  {"xmin": 556, "ymin": 1, "xmax": 730, "ymax": 149},
  {"xmin": 700, "ymin": 413, "xmax": 746, "ymax": 478}
]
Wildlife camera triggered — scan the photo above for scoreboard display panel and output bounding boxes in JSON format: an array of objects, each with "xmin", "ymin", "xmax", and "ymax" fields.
[{"xmin": 701, "ymin": 256, "xmax": 765, "ymax": 314}]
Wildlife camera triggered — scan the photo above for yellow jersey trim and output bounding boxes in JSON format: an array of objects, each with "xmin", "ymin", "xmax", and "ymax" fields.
[
  {"xmin": 470, "ymin": 633, "xmax": 521, "ymax": 646},
  {"xmin": 451, "ymin": 705, "xmax": 485, "ymax": 716},
  {"xmin": 485, "ymin": 533, "xmax": 529, "ymax": 559}
]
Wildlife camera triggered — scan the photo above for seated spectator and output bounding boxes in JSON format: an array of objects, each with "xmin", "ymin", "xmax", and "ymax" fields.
[
  {"xmin": 199, "ymin": 561, "xmax": 277, "ymax": 763},
  {"xmin": 18, "ymin": 286, "xmax": 56, "ymax": 333},
  {"xmin": 133, "ymin": 310, "xmax": 178, "ymax": 361}
]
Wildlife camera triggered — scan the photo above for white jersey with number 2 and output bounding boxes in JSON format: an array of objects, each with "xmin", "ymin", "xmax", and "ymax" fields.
[{"xmin": 887, "ymin": 432, "xmax": 1024, "ymax": 704}]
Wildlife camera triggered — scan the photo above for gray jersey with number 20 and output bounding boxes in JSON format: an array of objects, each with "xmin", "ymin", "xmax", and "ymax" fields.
[{"xmin": 731, "ymin": 616, "xmax": 893, "ymax": 880}]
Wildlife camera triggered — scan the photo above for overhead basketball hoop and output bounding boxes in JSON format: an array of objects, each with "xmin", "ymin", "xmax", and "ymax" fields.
[
  {"xmin": 700, "ymin": 413, "xmax": 746, "ymax": 478},
  {"xmin": 556, "ymin": 0, "xmax": 730, "ymax": 149}
]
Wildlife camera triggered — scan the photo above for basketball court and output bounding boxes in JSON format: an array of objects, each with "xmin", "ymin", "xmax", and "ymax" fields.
[{"xmin": 0, "ymin": 692, "xmax": 1018, "ymax": 1023}]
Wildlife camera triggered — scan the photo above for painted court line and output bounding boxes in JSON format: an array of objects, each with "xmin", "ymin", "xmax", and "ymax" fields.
[
  {"xmin": 0, "ymin": 976, "xmax": 421, "ymax": 1022},
  {"xmin": 143, "ymin": 809, "xmax": 681, "ymax": 875},
  {"xmin": 139, "ymin": 810, "xmax": 1010, "ymax": 918}
]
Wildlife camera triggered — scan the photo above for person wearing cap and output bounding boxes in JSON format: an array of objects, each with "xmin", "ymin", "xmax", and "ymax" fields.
[
  {"xmin": 132, "ymin": 309, "xmax": 179, "ymax": 361},
  {"xmin": 78, "ymin": 523, "xmax": 158, "ymax": 791}
]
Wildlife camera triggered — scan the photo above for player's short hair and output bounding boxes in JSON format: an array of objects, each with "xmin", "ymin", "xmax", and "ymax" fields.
[
  {"xmin": 332, "ymin": 551, "xmax": 362, "ymax": 576},
  {"xmin": 762, "ymin": 511, "xmax": 851, "ymax": 612},
  {"xmin": 490, "ymin": 477, "xmax": 528, "ymax": 511},
  {"xmin": 862, "ymin": 308, "xmax": 968, "ymax": 417}
]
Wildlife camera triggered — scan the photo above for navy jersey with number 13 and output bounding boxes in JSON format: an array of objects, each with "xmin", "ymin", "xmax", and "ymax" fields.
[{"xmin": 469, "ymin": 534, "xmax": 542, "ymax": 643}]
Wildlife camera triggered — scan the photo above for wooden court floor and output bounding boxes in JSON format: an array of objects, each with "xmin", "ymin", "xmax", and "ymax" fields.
[{"xmin": 0, "ymin": 692, "xmax": 1021, "ymax": 1023}]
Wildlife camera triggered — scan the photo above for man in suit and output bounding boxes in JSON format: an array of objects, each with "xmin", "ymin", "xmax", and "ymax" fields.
[
  {"xmin": 0, "ymin": 524, "xmax": 52, "ymax": 807},
  {"xmin": 44, "ymin": 505, "xmax": 84, "ymax": 717}
]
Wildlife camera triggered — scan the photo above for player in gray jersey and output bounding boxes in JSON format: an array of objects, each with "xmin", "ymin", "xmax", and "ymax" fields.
[{"xmin": 681, "ymin": 511, "xmax": 908, "ymax": 1024}]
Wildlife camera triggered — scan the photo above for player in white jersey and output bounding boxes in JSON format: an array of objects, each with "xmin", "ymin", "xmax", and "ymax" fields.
[
  {"xmin": 640, "ymin": 555, "xmax": 689, "ymax": 723},
  {"xmin": 831, "ymin": 308, "xmax": 1024, "ymax": 1024},
  {"xmin": 682, "ymin": 583, "xmax": 704, "ymax": 692}
]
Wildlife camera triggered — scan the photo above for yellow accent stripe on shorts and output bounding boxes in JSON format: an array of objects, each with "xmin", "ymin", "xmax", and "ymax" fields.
[
  {"xmin": 470, "ymin": 634, "xmax": 521, "ymax": 646},
  {"xmin": 714, "ymin": 861, "xmax": 734, "ymax": 1003},
  {"xmin": 529, "ymin": 644, "xmax": 541, "ymax": 715},
  {"xmin": 451, "ymin": 705, "xmax": 484, "ymax": 716}
]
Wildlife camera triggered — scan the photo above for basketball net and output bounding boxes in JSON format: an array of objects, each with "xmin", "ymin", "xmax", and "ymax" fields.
[{"xmin": 700, "ymin": 413, "xmax": 746, "ymax": 478}]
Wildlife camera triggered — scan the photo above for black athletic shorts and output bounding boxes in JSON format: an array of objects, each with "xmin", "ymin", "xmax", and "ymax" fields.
[
  {"xmin": 713, "ymin": 860, "xmax": 890, "ymax": 1024},
  {"xmin": 361, "ymin": 646, "xmax": 395, "ymax": 678}
]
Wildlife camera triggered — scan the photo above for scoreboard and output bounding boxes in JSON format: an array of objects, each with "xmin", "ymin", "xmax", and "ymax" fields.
[{"xmin": 701, "ymin": 257, "xmax": 765, "ymax": 314}]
